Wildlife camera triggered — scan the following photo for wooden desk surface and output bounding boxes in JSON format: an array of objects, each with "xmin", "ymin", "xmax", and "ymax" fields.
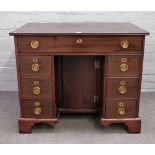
[{"xmin": 10, "ymin": 22, "xmax": 149, "ymax": 36}]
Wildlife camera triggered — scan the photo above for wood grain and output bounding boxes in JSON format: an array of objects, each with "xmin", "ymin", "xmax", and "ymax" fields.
[
  {"xmin": 19, "ymin": 55, "xmax": 52, "ymax": 76},
  {"xmin": 106, "ymin": 78, "xmax": 139, "ymax": 99},
  {"xmin": 107, "ymin": 55, "xmax": 141, "ymax": 77},
  {"xmin": 105, "ymin": 99, "xmax": 138, "ymax": 118},
  {"xmin": 9, "ymin": 23, "xmax": 149, "ymax": 36},
  {"xmin": 10, "ymin": 23, "xmax": 149, "ymax": 133},
  {"xmin": 20, "ymin": 77, "xmax": 53, "ymax": 98},
  {"xmin": 17, "ymin": 35, "xmax": 142, "ymax": 54},
  {"xmin": 21, "ymin": 98, "xmax": 54, "ymax": 118}
]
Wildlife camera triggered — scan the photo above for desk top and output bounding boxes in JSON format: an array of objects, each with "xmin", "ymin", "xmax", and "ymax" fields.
[{"xmin": 10, "ymin": 22, "xmax": 149, "ymax": 36}]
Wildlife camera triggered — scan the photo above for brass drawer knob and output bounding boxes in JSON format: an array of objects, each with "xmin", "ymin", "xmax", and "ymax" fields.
[
  {"xmin": 32, "ymin": 63, "xmax": 40, "ymax": 72},
  {"xmin": 76, "ymin": 38, "xmax": 83, "ymax": 44},
  {"xmin": 120, "ymin": 63, "xmax": 128, "ymax": 72},
  {"xmin": 33, "ymin": 86, "xmax": 41, "ymax": 95},
  {"xmin": 118, "ymin": 85, "xmax": 127, "ymax": 94},
  {"xmin": 34, "ymin": 107, "xmax": 42, "ymax": 115},
  {"xmin": 31, "ymin": 40, "xmax": 39, "ymax": 49},
  {"xmin": 118, "ymin": 108, "xmax": 125, "ymax": 115},
  {"xmin": 120, "ymin": 40, "xmax": 129, "ymax": 49}
]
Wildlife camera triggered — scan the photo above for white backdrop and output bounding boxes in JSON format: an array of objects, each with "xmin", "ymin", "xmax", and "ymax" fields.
[{"xmin": 0, "ymin": 11, "xmax": 154, "ymax": 91}]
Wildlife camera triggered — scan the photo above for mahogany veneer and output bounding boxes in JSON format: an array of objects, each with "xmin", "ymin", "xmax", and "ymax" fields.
[{"xmin": 10, "ymin": 23, "xmax": 149, "ymax": 133}]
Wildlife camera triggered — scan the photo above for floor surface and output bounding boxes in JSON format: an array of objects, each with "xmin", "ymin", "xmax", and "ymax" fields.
[{"xmin": 0, "ymin": 92, "xmax": 154, "ymax": 144}]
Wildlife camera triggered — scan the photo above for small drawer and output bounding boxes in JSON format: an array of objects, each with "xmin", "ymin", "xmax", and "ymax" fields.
[
  {"xmin": 55, "ymin": 36, "xmax": 142, "ymax": 53},
  {"xmin": 19, "ymin": 56, "xmax": 52, "ymax": 76},
  {"xmin": 21, "ymin": 99, "xmax": 53, "ymax": 118},
  {"xmin": 17, "ymin": 36, "xmax": 56, "ymax": 53},
  {"xmin": 106, "ymin": 100, "xmax": 138, "ymax": 118},
  {"xmin": 107, "ymin": 55, "xmax": 141, "ymax": 77},
  {"xmin": 106, "ymin": 78, "xmax": 139, "ymax": 99},
  {"xmin": 21, "ymin": 78, "xmax": 53, "ymax": 97}
]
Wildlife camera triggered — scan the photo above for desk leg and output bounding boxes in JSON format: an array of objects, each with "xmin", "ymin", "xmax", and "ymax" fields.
[
  {"xmin": 18, "ymin": 118, "xmax": 59, "ymax": 133},
  {"xmin": 100, "ymin": 118, "xmax": 141, "ymax": 133}
]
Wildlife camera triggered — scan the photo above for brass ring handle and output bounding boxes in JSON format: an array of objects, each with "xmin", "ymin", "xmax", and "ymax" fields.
[
  {"xmin": 118, "ymin": 85, "xmax": 127, "ymax": 94},
  {"xmin": 118, "ymin": 108, "xmax": 126, "ymax": 115},
  {"xmin": 30, "ymin": 40, "xmax": 39, "ymax": 49},
  {"xmin": 34, "ymin": 107, "xmax": 42, "ymax": 115},
  {"xmin": 120, "ymin": 63, "xmax": 128, "ymax": 72},
  {"xmin": 76, "ymin": 38, "xmax": 83, "ymax": 44},
  {"xmin": 33, "ymin": 86, "xmax": 41, "ymax": 95},
  {"xmin": 32, "ymin": 63, "xmax": 40, "ymax": 72},
  {"xmin": 120, "ymin": 40, "xmax": 129, "ymax": 49}
]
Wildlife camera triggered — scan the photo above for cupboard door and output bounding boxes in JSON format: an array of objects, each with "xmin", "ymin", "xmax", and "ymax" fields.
[{"xmin": 61, "ymin": 56, "xmax": 101, "ymax": 110}]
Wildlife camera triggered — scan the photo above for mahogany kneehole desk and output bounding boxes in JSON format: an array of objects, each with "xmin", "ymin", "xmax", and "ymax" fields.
[{"xmin": 10, "ymin": 23, "xmax": 149, "ymax": 133}]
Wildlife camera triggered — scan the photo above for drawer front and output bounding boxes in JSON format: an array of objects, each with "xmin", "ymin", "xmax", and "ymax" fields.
[
  {"xmin": 21, "ymin": 78, "xmax": 53, "ymax": 97},
  {"xmin": 106, "ymin": 100, "xmax": 137, "ymax": 118},
  {"xmin": 56, "ymin": 36, "xmax": 142, "ymax": 53},
  {"xmin": 18, "ymin": 36, "xmax": 142, "ymax": 54},
  {"xmin": 107, "ymin": 55, "xmax": 141, "ymax": 77},
  {"xmin": 18, "ymin": 36, "xmax": 55, "ymax": 53},
  {"xmin": 19, "ymin": 56, "xmax": 52, "ymax": 76},
  {"xmin": 21, "ymin": 99, "xmax": 53, "ymax": 118},
  {"xmin": 106, "ymin": 78, "xmax": 139, "ymax": 99}
]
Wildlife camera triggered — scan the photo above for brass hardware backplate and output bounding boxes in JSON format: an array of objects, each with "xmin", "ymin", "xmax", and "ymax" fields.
[
  {"xmin": 34, "ymin": 81, "xmax": 39, "ymax": 85},
  {"xmin": 120, "ymin": 63, "xmax": 128, "ymax": 72},
  {"xmin": 76, "ymin": 38, "xmax": 83, "ymax": 44},
  {"xmin": 32, "ymin": 63, "xmax": 40, "ymax": 72},
  {"xmin": 33, "ymin": 86, "xmax": 41, "ymax": 95},
  {"xmin": 34, "ymin": 101, "xmax": 40, "ymax": 107},
  {"xmin": 118, "ymin": 102, "xmax": 124, "ymax": 107},
  {"xmin": 118, "ymin": 85, "xmax": 127, "ymax": 94},
  {"xmin": 121, "ymin": 40, "xmax": 129, "ymax": 49},
  {"xmin": 120, "ymin": 80, "xmax": 126, "ymax": 86},
  {"xmin": 121, "ymin": 57, "xmax": 127, "ymax": 63},
  {"xmin": 118, "ymin": 108, "xmax": 125, "ymax": 115},
  {"xmin": 31, "ymin": 40, "xmax": 39, "ymax": 49},
  {"xmin": 34, "ymin": 107, "xmax": 42, "ymax": 115},
  {"xmin": 32, "ymin": 57, "xmax": 38, "ymax": 63}
]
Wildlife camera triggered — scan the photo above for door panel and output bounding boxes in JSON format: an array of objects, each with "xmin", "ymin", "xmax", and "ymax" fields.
[{"xmin": 61, "ymin": 56, "xmax": 98, "ymax": 110}]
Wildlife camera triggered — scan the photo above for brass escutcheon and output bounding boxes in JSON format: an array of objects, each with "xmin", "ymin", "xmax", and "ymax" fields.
[
  {"xmin": 121, "ymin": 57, "xmax": 127, "ymax": 63},
  {"xmin": 34, "ymin": 101, "xmax": 40, "ymax": 107},
  {"xmin": 120, "ymin": 63, "xmax": 128, "ymax": 72},
  {"xmin": 34, "ymin": 107, "xmax": 42, "ymax": 115},
  {"xmin": 118, "ymin": 108, "xmax": 126, "ymax": 115},
  {"xmin": 33, "ymin": 86, "xmax": 41, "ymax": 95},
  {"xmin": 118, "ymin": 102, "xmax": 124, "ymax": 107},
  {"xmin": 118, "ymin": 85, "xmax": 127, "ymax": 94},
  {"xmin": 76, "ymin": 38, "xmax": 83, "ymax": 44},
  {"xmin": 30, "ymin": 40, "xmax": 39, "ymax": 49},
  {"xmin": 34, "ymin": 81, "xmax": 39, "ymax": 85},
  {"xmin": 32, "ymin": 63, "xmax": 40, "ymax": 72},
  {"xmin": 120, "ymin": 80, "xmax": 126, "ymax": 86},
  {"xmin": 32, "ymin": 57, "xmax": 38, "ymax": 63},
  {"xmin": 120, "ymin": 40, "xmax": 129, "ymax": 49}
]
